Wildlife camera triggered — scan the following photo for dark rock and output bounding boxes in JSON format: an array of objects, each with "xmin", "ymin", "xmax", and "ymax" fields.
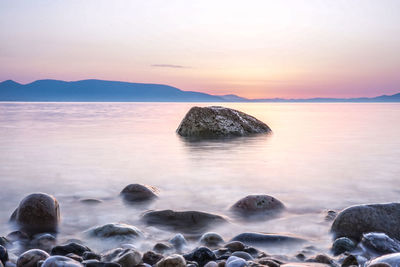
[
  {"xmin": 142, "ymin": 251, "xmax": 163, "ymax": 265},
  {"xmin": 155, "ymin": 254, "xmax": 186, "ymax": 267},
  {"xmin": 231, "ymin": 195, "xmax": 284, "ymax": 217},
  {"xmin": 141, "ymin": 210, "xmax": 227, "ymax": 234},
  {"xmin": 230, "ymin": 233, "xmax": 306, "ymax": 246},
  {"xmin": 17, "ymin": 249, "xmax": 49, "ymax": 267},
  {"xmin": 169, "ymin": 233, "xmax": 187, "ymax": 251},
  {"xmin": 6, "ymin": 231, "xmax": 29, "ymax": 242},
  {"xmin": 281, "ymin": 264, "xmax": 330, "ymax": 267},
  {"xmin": 120, "ymin": 184, "xmax": 158, "ymax": 202},
  {"xmin": 176, "ymin": 106, "xmax": 271, "ymax": 138},
  {"xmin": 184, "ymin": 247, "xmax": 216, "ymax": 267},
  {"xmin": 51, "ymin": 242, "xmax": 91, "ymax": 257},
  {"xmin": 224, "ymin": 241, "xmax": 245, "ymax": 252},
  {"xmin": 332, "ymin": 237, "xmax": 356, "ymax": 256},
  {"xmin": 258, "ymin": 258, "xmax": 280, "ymax": 267},
  {"xmin": 325, "ymin": 211, "xmax": 337, "ymax": 222},
  {"xmin": 0, "ymin": 238, "xmax": 9, "ymax": 248},
  {"xmin": 231, "ymin": 251, "xmax": 253, "ymax": 261},
  {"xmin": 225, "ymin": 256, "xmax": 246, "ymax": 267},
  {"xmin": 41, "ymin": 255, "xmax": 83, "ymax": 267},
  {"xmin": 10, "ymin": 193, "xmax": 60, "ymax": 235},
  {"xmin": 295, "ymin": 254, "xmax": 306, "ymax": 261},
  {"xmin": 368, "ymin": 263, "xmax": 392, "ymax": 267},
  {"xmin": 86, "ymin": 223, "xmax": 142, "ymax": 241},
  {"xmin": 361, "ymin": 232, "xmax": 400, "ymax": 255},
  {"xmin": 102, "ymin": 248, "xmax": 142, "ymax": 267},
  {"xmin": 331, "ymin": 203, "xmax": 400, "ymax": 241},
  {"xmin": 82, "ymin": 260, "xmax": 121, "ymax": 267},
  {"xmin": 204, "ymin": 262, "xmax": 218, "ymax": 267},
  {"xmin": 341, "ymin": 255, "xmax": 358, "ymax": 267},
  {"xmin": 306, "ymin": 254, "xmax": 334, "ymax": 265},
  {"xmin": 31, "ymin": 233, "xmax": 56, "ymax": 252},
  {"xmin": 153, "ymin": 243, "xmax": 173, "ymax": 254},
  {"xmin": 243, "ymin": 247, "xmax": 258, "ymax": 258},
  {"xmin": 200, "ymin": 233, "xmax": 224, "ymax": 247},
  {"xmin": 66, "ymin": 254, "xmax": 83, "ymax": 262},
  {"xmin": 0, "ymin": 246, "xmax": 8, "ymax": 265},
  {"xmin": 367, "ymin": 253, "xmax": 400, "ymax": 267},
  {"xmin": 79, "ymin": 199, "xmax": 102, "ymax": 205},
  {"xmin": 82, "ymin": 252, "xmax": 101, "ymax": 261}
]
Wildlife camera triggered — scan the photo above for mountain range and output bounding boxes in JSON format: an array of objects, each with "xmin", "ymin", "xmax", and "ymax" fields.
[{"xmin": 0, "ymin": 79, "xmax": 399, "ymax": 102}]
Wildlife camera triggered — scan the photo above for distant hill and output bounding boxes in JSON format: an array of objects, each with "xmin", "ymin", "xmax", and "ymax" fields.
[{"xmin": 0, "ymin": 79, "xmax": 399, "ymax": 102}]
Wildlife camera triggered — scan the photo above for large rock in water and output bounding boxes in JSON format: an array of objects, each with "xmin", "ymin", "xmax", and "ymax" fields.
[
  {"xmin": 141, "ymin": 210, "xmax": 227, "ymax": 234},
  {"xmin": 10, "ymin": 193, "xmax": 60, "ymax": 235},
  {"xmin": 331, "ymin": 203, "xmax": 400, "ymax": 241},
  {"xmin": 120, "ymin": 184, "xmax": 158, "ymax": 202},
  {"xmin": 176, "ymin": 106, "xmax": 271, "ymax": 138},
  {"xmin": 231, "ymin": 195, "xmax": 285, "ymax": 217}
]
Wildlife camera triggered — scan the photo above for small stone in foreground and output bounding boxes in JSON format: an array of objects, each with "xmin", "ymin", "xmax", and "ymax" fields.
[
  {"xmin": 16, "ymin": 249, "xmax": 49, "ymax": 267},
  {"xmin": 156, "ymin": 254, "xmax": 186, "ymax": 267}
]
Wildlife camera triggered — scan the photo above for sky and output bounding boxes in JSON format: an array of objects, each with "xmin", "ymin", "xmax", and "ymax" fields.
[{"xmin": 0, "ymin": 0, "xmax": 399, "ymax": 99}]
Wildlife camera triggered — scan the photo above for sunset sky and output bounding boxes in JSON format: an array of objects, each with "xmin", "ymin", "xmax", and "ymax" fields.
[{"xmin": 1, "ymin": 0, "xmax": 399, "ymax": 98}]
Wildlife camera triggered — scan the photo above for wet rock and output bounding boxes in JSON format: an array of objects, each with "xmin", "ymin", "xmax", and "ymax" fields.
[
  {"xmin": 200, "ymin": 233, "xmax": 224, "ymax": 247},
  {"xmin": 258, "ymin": 258, "xmax": 280, "ymax": 267},
  {"xmin": 86, "ymin": 223, "xmax": 143, "ymax": 241},
  {"xmin": 224, "ymin": 241, "xmax": 245, "ymax": 252},
  {"xmin": 102, "ymin": 248, "xmax": 142, "ymax": 267},
  {"xmin": 341, "ymin": 255, "xmax": 358, "ymax": 267},
  {"xmin": 184, "ymin": 247, "xmax": 216, "ymax": 267},
  {"xmin": 153, "ymin": 243, "xmax": 173, "ymax": 254},
  {"xmin": 231, "ymin": 195, "xmax": 284, "ymax": 217},
  {"xmin": 231, "ymin": 251, "xmax": 253, "ymax": 261},
  {"xmin": 10, "ymin": 193, "xmax": 60, "ymax": 235},
  {"xmin": 367, "ymin": 252, "xmax": 400, "ymax": 267},
  {"xmin": 32, "ymin": 233, "xmax": 57, "ymax": 252},
  {"xmin": 306, "ymin": 254, "xmax": 334, "ymax": 265},
  {"xmin": 331, "ymin": 203, "xmax": 400, "ymax": 241},
  {"xmin": 120, "ymin": 184, "xmax": 158, "ymax": 202},
  {"xmin": 156, "ymin": 254, "xmax": 186, "ymax": 267},
  {"xmin": 82, "ymin": 260, "xmax": 121, "ymax": 267},
  {"xmin": 16, "ymin": 249, "xmax": 49, "ymax": 267},
  {"xmin": 65, "ymin": 253, "xmax": 83, "ymax": 262},
  {"xmin": 6, "ymin": 231, "xmax": 29, "ymax": 243},
  {"xmin": 325, "ymin": 211, "xmax": 337, "ymax": 222},
  {"xmin": 226, "ymin": 256, "xmax": 247, "ymax": 267},
  {"xmin": 0, "ymin": 246, "xmax": 8, "ymax": 265},
  {"xmin": 51, "ymin": 242, "xmax": 91, "ymax": 256},
  {"xmin": 141, "ymin": 210, "xmax": 227, "ymax": 234},
  {"xmin": 41, "ymin": 255, "xmax": 83, "ymax": 267},
  {"xmin": 360, "ymin": 232, "xmax": 400, "ymax": 256},
  {"xmin": 79, "ymin": 199, "xmax": 102, "ymax": 205},
  {"xmin": 82, "ymin": 252, "xmax": 101, "ymax": 261},
  {"xmin": 231, "ymin": 233, "xmax": 306, "ymax": 246},
  {"xmin": 0, "ymin": 238, "xmax": 9, "ymax": 248},
  {"xmin": 142, "ymin": 251, "xmax": 163, "ymax": 265},
  {"xmin": 331, "ymin": 237, "xmax": 356, "ymax": 256},
  {"xmin": 281, "ymin": 264, "xmax": 330, "ymax": 267},
  {"xmin": 169, "ymin": 234, "xmax": 187, "ymax": 251},
  {"xmin": 204, "ymin": 261, "xmax": 218, "ymax": 267},
  {"xmin": 176, "ymin": 106, "xmax": 271, "ymax": 138}
]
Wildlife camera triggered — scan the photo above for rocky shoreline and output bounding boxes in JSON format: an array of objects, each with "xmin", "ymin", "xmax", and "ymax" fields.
[{"xmin": 1, "ymin": 184, "xmax": 400, "ymax": 267}]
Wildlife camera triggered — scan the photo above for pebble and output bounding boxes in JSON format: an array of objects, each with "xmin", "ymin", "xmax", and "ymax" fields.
[
  {"xmin": 200, "ymin": 233, "xmax": 224, "ymax": 247},
  {"xmin": 231, "ymin": 251, "xmax": 253, "ymax": 261},
  {"xmin": 51, "ymin": 242, "xmax": 91, "ymax": 256},
  {"xmin": 224, "ymin": 241, "xmax": 245, "ymax": 252},
  {"xmin": 41, "ymin": 255, "xmax": 83, "ymax": 267},
  {"xmin": 156, "ymin": 254, "xmax": 186, "ymax": 267},
  {"xmin": 184, "ymin": 247, "xmax": 216, "ymax": 267},
  {"xmin": 102, "ymin": 248, "xmax": 142, "ymax": 267},
  {"xmin": 142, "ymin": 251, "xmax": 163, "ymax": 265},
  {"xmin": 331, "ymin": 237, "xmax": 356, "ymax": 255},
  {"xmin": 0, "ymin": 246, "xmax": 8, "ymax": 265},
  {"xmin": 16, "ymin": 249, "xmax": 49, "ymax": 267},
  {"xmin": 226, "ymin": 256, "xmax": 247, "ymax": 267}
]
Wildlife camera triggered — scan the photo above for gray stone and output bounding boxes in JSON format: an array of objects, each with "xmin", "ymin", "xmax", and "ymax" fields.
[
  {"xmin": 231, "ymin": 233, "xmax": 306, "ymax": 246},
  {"xmin": 10, "ymin": 193, "xmax": 60, "ymax": 235},
  {"xmin": 176, "ymin": 106, "xmax": 271, "ymax": 138},
  {"xmin": 367, "ymin": 253, "xmax": 400, "ymax": 267},
  {"xmin": 226, "ymin": 256, "xmax": 247, "ymax": 267},
  {"xmin": 41, "ymin": 256, "xmax": 83, "ymax": 267},
  {"xmin": 142, "ymin": 251, "xmax": 163, "ymax": 266},
  {"xmin": 153, "ymin": 243, "xmax": 173, "ymax": 254},
  {"xmin": 331, "ymin": 237, "xmax": 356, "ymax": 255},
  {"xmin": 361, "ymin": 232, "xmax": 400, "ymax": 255},
  {"xmin": 231, "ymin": 251, "xmax": 253, "ymax": 261},
  {"xmin": 156, "ymin": 254, "xmax": 186, "ymax": 267},
  {"xmin": 51, "ymin": 242, "xmax": 91, "ymax": 257},
  {"xmin": 141, "ymin": 210, "xmax": 227, "ymax": 234},
  {"xmin": 204, "ymin": 261, "xmax": 218, "ymax": 267},
  {"xmin": 331, "ymin": 203, "xmax": 400, "ymax": 241},
  {"xmin": 17, "ymin": 249, "xmax": 49, "ymax": 267},
  {"xmin": 184, "ymin": 247, "xmax": 216, "ymax": 267},
  {"xmin": 86, "ymin": 223, "xmax": 143, "ymax": 241},
  {"xmin": 0, "ymin": 246, "xmax": 7, "ymax": 265},
  {"xmin": 231, "ymin": 195, "xmax": 284, "ymax": 217},
  {"xmin": 120, "ymin": 184, "xmax": 158, "ymax": 202},
  {"xmin": 281, "ymin": 264, "xmax": 330, "ymax": 267},
  {"xmin": 169, "ymin": 234, "xmax": 187, "ymax": 251},
  {"xmin": 224, "ymin": 241, "xmax": 245, "ymax": 252},
  {"xmin": 200, "ymin": 232, "xmax": 224, "ymax": 247},
  {"xmin": 102, "ymin": 248, "xmax": 142, "ymax": 267}
]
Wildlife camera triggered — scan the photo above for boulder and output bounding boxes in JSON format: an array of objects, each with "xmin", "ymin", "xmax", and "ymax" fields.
[
  {"xmin": 230, "ymin": 233, "xmax": 306, "ymax": 246},
  {"xmin": 120, "ymin": 184, "xmax": 158, "ymax": 202},
  {"xmin": 86, "ymin": 223, "xmax": 143, "ymax": 241},
  {"xmin": 102, "ymin": 248, "xmax": 142, "ymax": 267},
  {"xmin": 41, "ymin": 256, "xmax": 83, "ymax": 267},
  {"xmin": 230, "ymin": 195, "xmax": 284, "ymax": 217},
  {"xmin": 17, "ymin": 249, "xmax": 49, "ymax": 267},
  {"xmin": 331, "ymin": 203, "xmax": 400, "ymax": 241},
  {"xmin": 156, "ymin": 254, "xmax": 186, "ymax": 267},
  {"xmin": 176, "ymin": 106, "xmax": 271, "ymax": 138},
  {"xmin": 141, "ymin": 210, "xmax": 227, "ymax": 234},
  {"xmin": 10, "ymin": 193, "xmax": 60, "ymax": 235}
]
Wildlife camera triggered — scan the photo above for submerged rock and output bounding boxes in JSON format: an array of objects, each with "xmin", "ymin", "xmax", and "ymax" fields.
[
  {"xmin": 17, "ymin": 249, "xmax": 49, "ymax": 267},
  {"xmin": 331, "ymin": 237, "xmax": 356, "ymax": 255},
  {"xmin": 86, "ymin": 223, "xmax": 143, "ymax": 241},
  {"xmin": 230, "ymin": 233, "xmax": 306, "ymax": 246},
  {"xmin": 120, "ymin": 184, "xmax": 158, "ymax": 202},
  {"xmin": 51, "ymin": 242, "xmax": 91, "ymax": 257},
  {"xmin": 230, "ymin": 195, "xmax": 285, "ymax": 217},
  {"xmin": 226, "ymin": 256, "xmax": 247, "ymax": 267},
  {"xmin": 176, "ymin": 106, "xmax": 271, "ymax": 138},
  {"xmin": 10, "ymin": 193, "xmax": 60, "ymax": 235},
  {"xmin": 142, "ymin": 251, "xmax": 163, "ymax": 266},
  {"xmin": 331, "ymin": 203, "xmax": 400, "ymax": 241},
  {"xmin": 141, "ymin": 210, "xmax": 227, "ymax": 234},
  {"xmin": 360, "ymin": 232, "xmax": 400, "ymax": 256},
  {"xmin": 156, "ymin": 254, "xmax": 186, "ymax": 267},
  {"xmin": 169, "ymin": 234, "xmax": 187, "ymax": 251},
  {"xmin": 102, "ymin": 248, "xmax": 142, "ymax": 267},
  {"xmin": 200, "ymin": 232, "xmax": 224, "ymax": 247}
]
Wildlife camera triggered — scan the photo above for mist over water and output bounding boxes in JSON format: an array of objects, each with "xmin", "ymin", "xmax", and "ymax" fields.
[{"xmin": 0, "ymin": 102, "xmax": 399, "ymax": 254}]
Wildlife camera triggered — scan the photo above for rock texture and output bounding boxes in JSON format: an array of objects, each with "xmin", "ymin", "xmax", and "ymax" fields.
[
  {"xmin": 17, "ymin": 249, "xmax": 49, "ymax": 267},
  {"xmin": 120, "ymin": 184, "xmax": 158, "ymax": 202},
  {"xmin": 176, "ymin": 106, "xmax": 271, "ymax": 138},
  {"xmin": 331, "ymin": 203, "xmax": 400, "ymax": 241},
  {"xmin": 231, "ymin": 195, "xmax": 285, "ymax": 216},
  {"xmin": 86, "ymin": 223, "xmax": 143, "ymax": 241},
  {"xmin": 230, "ymin": 233, "xmax": 306, "ymax": 246},
  {"xmin": 10, "ymin": 193, "xmax": 60, "ymax": 235}
]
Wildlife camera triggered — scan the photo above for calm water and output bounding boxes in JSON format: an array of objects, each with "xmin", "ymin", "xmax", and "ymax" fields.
[{"xmin": 0, "ymin": 102, "xmax": 399, "ymax": 254}]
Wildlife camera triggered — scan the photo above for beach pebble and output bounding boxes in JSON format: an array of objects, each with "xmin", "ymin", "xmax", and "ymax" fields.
[
  {"xmin": 231, "ymin": 195, "xmax": 284, "ymax": 217},
  {"xmin": 341, "ymin": 254, "xmax": 358, "ymax": 267},
  {"xmin": 0, "ymin": 246, "xmax": 8, "ymax": 265},
  {"xmin": 367, "ymin": 252, "xmax": 400, "ymax": 267},
  {"xmin": 204, "ymin": 261, "xmax": 218, "ymax": 267},
  {"xmin": 86, "ymin": 223, "xmax": 143, "ymax": 241},
  {"xmin": 156, "ymin": 254, "xmax": 186, "ymax": 267},
  {"xmin": 226, "ymin": 256, "xmax": 247, "ymax": 267},
  {"xmin": 17, "ymin": 249, "xmax": 49, "ymax": 267},
  {"xmin": 200, "ymin": 233, "xmax": 224, "ymax": 247},
  {"xmin": 231, "ymin": 251, "xmax": 253, "ymax": 261},
  {"xmin": 41, "ymin": 256, "xmax": 83, "ymax": 267},
  {"xmin": 230, "ymin": 233, "xmax": 305, "ymax": 246},
  {"xmin": 224, "ymin": 241, "xmax": 245, "ymax": 252},
  {"xmin": 82, "ymin": 260, "xmax": 121, "ymax": 267},
  {"xmin": 184, "ymin": 247, "xmax": 216, "ymax": 267},
  {"xmin": 142, "ymin": 251, "xmax": 163, "ymax": 265},
  {"xmin": 120, "ymin": 184, "xmax": 158, "ymax": 202},
  {"xmin": 361, "ymin": 232, "xmax": 400, "ymax": 255},
  {"xmin": 153, "ymin": 243, "xmax": 173, "ymax": 254},
  {"xmin": 51, "ymin": 242, "xmax": 91, "ymax": 256},
  {"xmin": 102, "ymin": 248, "xmax": 142, "ymax": 267},
  {"xmin": 331, "ymin": 237, "xmax": 356, "ymax": 255},
  {"xmin": 32, "ymin": 233, "xmax": 56, "ymax": 252},
  {"xmin": 10, "ymin": 193, "xmax": 60, "ymax": 235},
  {"xmin": 82, "ymin": 252, "xmax": 101, "ymax": 261},
  {"xmin": 169, "ymin": 234, "xmax": 187, "ymax": 251}
]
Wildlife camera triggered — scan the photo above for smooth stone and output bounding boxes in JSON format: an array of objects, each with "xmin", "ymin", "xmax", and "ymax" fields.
[
  {"xmin": 141, "ymin": 210, "xmax": 227, "ymax": 234},
  {"xmin": 224, "ymin": 241, "xmax": 245, "ymax": 252},
  {"xmin": 102, "ymin": 248, "xmax": 142, "ymax": 267},
  {"xmin": 86, "ymin": 223, "xmax": 143, "ymax": 241},
  {"xmin": 200, "ymin": 233, "xmax": 224, "ymax": 247},
  {"xmin": 65, "ymin": 253, "xmax": 83, "ymax": 262},
  {"xmin": 10, "ymin": 193, "xmax": 60, "ymax": 235},
  {"xmin": 17, "ymin": 249, "xmax": 49, "ymax": 267},
  {"xmin": 368, "ymin": 264, "xmax": 392, "ymax": 267},
  {"xmin": 41, "ymin": 256, "xmax": 83, "ymax": 267},
  {"xmin": 204, "ymin": 261, "xmax": 218, "ymax": 267},
  {"xmin": 341, "ymin": 255, "xmax": 358, "ymax": 267},
  {"xmin": 243, "ymin": 247, "xmax": 258, "ymax": 257},
  {"xmin": 230, "ymin": 233, "xmax": 306, "ymax": 246},
  {"xmin": 156, "ymin": 254, "xmax": 186, "ymax": 267},
  {"xmin": 0, "ymin": 238, "xmax": 9, "ymax": 248},
  {"xmin": 257, "ymin": 258, "xmax": 280, "ymax": 267},
  {"xmin": 231, "ymin": 195, "xmax": 284, "ymax": 217},
  {"xmin": 82, "ymin": 260, "xmax": 121, "ymax": 267},
  {"xmin": 169, "ymin": 234, "xmax": 187, "ymax": 251},
  {"xmin": 361, "ymin": 232, "xmax": 400, "ymax": 255},
  {"xmin": 32, "ymin": 233, "xmax": 57, "ymax": 252},
  {"xmin": 142, "ymin": 251, "xmax": 163, "ymax": 265},
  {"xmin": 281, "ymin": 264, "xmax": 330, "ymax": 267},
  {"xmin": 153, "ymin": 243, "xmax": 173, "ymax": 254},
  {"xmin": 0, "ymin": 246, "xmax": 8, "ymax": 265},
  {"xmin": 226, "ymin": 256, "xmax": 247, "ymax": 267},
  {"xmin": 331, "ymin": 203, "xmax": 400, "ymax": 241},
  {"xmin": 120, "ymin": 184, "xmax": 158, "ymax": 202},
  {"xmin": 176, "ymin": 106, "xmax": 271, "ymax": 138},
  {"xmin": 306, "ymin": 254, "xmax": 334, "ymax": 265},
  {"xmin": 231, "ymin": 252, "xmax": 253, "ymax": 261},
  {"xmin": 82, "ymin": 252, "xmax": 101, "ymax": 261},
  {"xmin": 367, "ymin": 253, "xmax": 400, "ymax": 267},
  {"xmin": 331, "ymin": 237, "xmax": 356, "ymax": 256},
  {"xmin": 79, "ymin": 199, "xmax": 102, "ymax": 204},
  {"xmin": 184, "ymin": 247, "xmax": 216, "ymax": 267},
  {"xmin": 6, "ymin": 231, "xmax": 29, "ymax": 242},
  {"xmin": 325, "ymin": 210, "xmax": 337, "ymax": 221},
  {"xmin": 51, "ymin": 242, "xmax": 91, "ymax": 256}
]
